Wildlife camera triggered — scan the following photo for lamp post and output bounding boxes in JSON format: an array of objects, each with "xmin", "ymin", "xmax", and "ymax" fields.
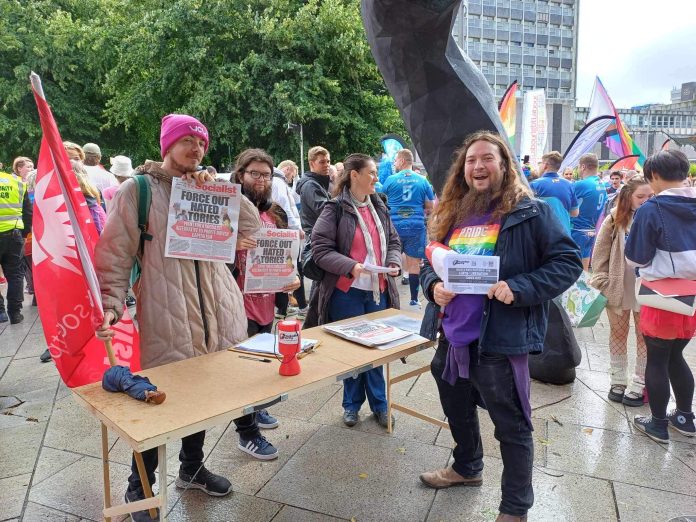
[{"xmin": 287, "ymin": 122, "xmax": 304, "ymax": 176}]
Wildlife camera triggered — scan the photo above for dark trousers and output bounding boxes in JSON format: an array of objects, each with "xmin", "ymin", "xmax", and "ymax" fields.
[
  {"xmin": 0, "ymin": 230, "xmax": 25, "ymax": 314},
  {"xmin": 128, "ymin": 430, "xmax": 205, "ymax": 493},
  {"xmin": 23, "ymin": 255, "xmax": 33, "ymax": 293},
  {"xmin": 432, "ymin": 340, "xmax": 534, "ymax": 517},
  {"xmin": 247, "ymin": 319, "xmax": 272, "ymax": 337},
  {"xmin": 645, "ymin": 336, "xmax": 694, "ymax": 418},
  {"xmin": 275, "ymin": 259, "xmax": 307, "ymax": 315}
]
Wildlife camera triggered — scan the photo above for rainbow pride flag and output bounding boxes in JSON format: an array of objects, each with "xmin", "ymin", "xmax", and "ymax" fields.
[
  {"xmin": 498, "ymin": 81, "xmax": 518, "ymax": 148},
  {"xmin": 587, "ymin": 77, "xmax": 645, "ymax": 166}
]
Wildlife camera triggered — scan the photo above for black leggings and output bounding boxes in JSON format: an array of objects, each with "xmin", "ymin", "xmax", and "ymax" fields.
[{"xmin": 645, "ymin": 336, "xmax": 694, "ymax": 418}]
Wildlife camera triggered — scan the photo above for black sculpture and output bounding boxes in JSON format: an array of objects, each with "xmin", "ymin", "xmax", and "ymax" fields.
[{"xmin": 362, "ymin": 0, "xmax": 510, "ymax": 194}]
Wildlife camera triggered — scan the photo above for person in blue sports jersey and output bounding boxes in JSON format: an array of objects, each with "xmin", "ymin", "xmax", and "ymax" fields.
[
  {"xmin": 383, "ymin": 149, "xmax": 434, "ymax": 308},
  {"xmin": 571, "ymin": 153, "xmax": 607, "ymax": 271},
  {"xmin": 530, "ymin": 151, "xmax": 579, "ymax": 233}
]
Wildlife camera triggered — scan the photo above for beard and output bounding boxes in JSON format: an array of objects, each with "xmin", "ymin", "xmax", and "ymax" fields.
[
  {"xmin": 169, "ymin": 156, "xmax": 200, "ymax": 175},
  {"xmin": 457, "ymin": 187, "xmax": 498, "ymax": 221},
  {"xmin": 242, "ymin": 180, "xmax": 271, "ymax": 207}
]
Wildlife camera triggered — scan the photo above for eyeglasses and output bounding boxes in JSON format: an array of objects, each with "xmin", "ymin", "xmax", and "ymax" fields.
[{"xmin": 244, "ymin": 170, "xmax": 272, "ymax": 180}]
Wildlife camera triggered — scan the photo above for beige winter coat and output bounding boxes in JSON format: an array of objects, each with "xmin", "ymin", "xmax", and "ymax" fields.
[
  {"xmin": 95, "ymin": 162, "xmax": 261, "ymax": 369},
  {"xmin": 589, "ymin": 208, "xmax": 630, "ymax": 308}
]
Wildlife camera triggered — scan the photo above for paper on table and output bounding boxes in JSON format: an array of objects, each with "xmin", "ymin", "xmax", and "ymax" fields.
[
  {"xmin": 374, "ymin": 333, "xmax": 430, "ymax": 350},
  {"xmin": 363, "ymin": 262, "xmax": 398, "ymax": 274},
  {"xmin": 233, "ymin": 333, "xmax": 319, "ymax": 355},
  {"xmin": 380, "ymin": 314, "xmax": 423, "ymax": 334}
]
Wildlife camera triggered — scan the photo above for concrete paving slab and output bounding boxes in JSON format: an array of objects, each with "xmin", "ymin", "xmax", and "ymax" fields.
[
  {"xmin": 613, "ymin": 481, "xmax": 696, "ymax": 522},
  {"xmin": 0, "ymin": 355, "xmax": 11, "ymax": 378},
  {"xmin": 15, "ymin": 333, "xmax": 48, "ymax": 360},
  {"xmin": 28, "ymin": 456, "xmax": 132, "ymax": 521},
  {"xmin": 22, "ymin": 501, "xmax": 82, "ymax": 521},
  {"xmin": 269, "ymin": 382, "xmax": 341, "ymax": 421},
  {"xmin": 426, "ymin": 456, "xmax": 617, "ymax": 522},
  {"xmin": 2, "ymin": 385, "xmax": 57, "ymax": 423},
  {"xmin": 309, "ymin": 388, "xmax": 443, "ymax": 445},
  {"xmin": 271, "ymin": 505, "xmax": 347, "ymax": 522},
  {"xmin": 573, "ymin": 327, "xmax": 595, "ymax": 343},
  {"xmin": 530, "ymin": 380, "xmax": 573, "ymax": 410},
  {"xmin": 108, "ymin": 422, "xmax": 227, "ymax": 474},
  {"xmin": 43, "ymin": 395, "xmax": 115, "ymax": 459},
  {"xmin": 406, "ymin": 373, "xmax": 440, "ymax": 403},
  {"xmin": 584, "ymin": 340, "xmax": 613, "ymax": 372},
  {"xmin": 545, "ymin": 423, "xmax": 696, "ymax": 497},
  {"xmin": 258, "ymin": 425, "xmax": 450, "ymax": 522},
  {"xmin": 204, "ymin": 417, "xmax": 321, "ymax": 496},
  {"xmin": 668, "ymin": 440, "xmax": 696, "ymax": 473},
  {"xmin": 0, "ymin": 356, "xmax": 59, "ymax": 397},
  {"xmin": 0, "ymin": 421, "xmax": 46, "ymax": 479},
  {"xmin": 0, "ymin": 329, "xmax": 29, "ymax": 358},
  {"xmin": 532, "ymin": 380, "xmax": 631, "ymax": 433},
  {"xmin": 435, "ymin": 415, "xmax": 548, "ymax": 466},
  {"xmin": 32, "ymin": 447, "xmax": 85, "ymax": 486},
  {"xmin": 575, "ymin": 367, "xmax": 611, "ymax": 393},
  {"xmin": 169, "ymin": 489, "xmax": 281, "ymax": 522},
  {"xmin": 0, "ymin": 473, "xmax": 31, "ymax": 520}
]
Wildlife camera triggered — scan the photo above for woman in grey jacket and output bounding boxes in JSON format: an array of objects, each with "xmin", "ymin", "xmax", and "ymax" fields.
[{"xmin": 306, "ymin": 153, "xmax": 402, "ymax": 429}]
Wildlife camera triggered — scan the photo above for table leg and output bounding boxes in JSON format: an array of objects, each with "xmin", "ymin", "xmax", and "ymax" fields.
[
  {"xmin": 386, "ymin": 362, "xmax": 393, "ymax": 434},
  {"xmin": 133, "ymin": 451, "xmax": 159, "ymax": 520},
  {"xmin": 101, "ymin": 423, "xmax": 112, "ymax": 522},
  {"xmin": 158, "ymin": 444, "xmax": 168, "ymax": 522}
]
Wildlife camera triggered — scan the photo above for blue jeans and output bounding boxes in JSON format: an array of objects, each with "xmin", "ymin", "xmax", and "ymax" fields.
[
  {"xmin": 329, "ymin": 287, "xmax": 388, "ymax": 413},
  {"xmin": 431, "ymin": 340, "xmax": 534, "ymax": 517}
]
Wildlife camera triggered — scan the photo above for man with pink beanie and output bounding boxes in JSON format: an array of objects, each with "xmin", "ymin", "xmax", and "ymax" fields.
[{"xmin": 95, "ymin": 114, "xmax": 262, "ymax": 521}]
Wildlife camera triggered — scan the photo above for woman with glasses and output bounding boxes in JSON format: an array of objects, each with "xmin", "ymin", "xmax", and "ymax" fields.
[
  {"xmin": 590, "ymin": 176, "xmax": 653, "ymax": 407},
  {"xmin": 306, "ymin": 153, "xmax": 402, "ymax": 429}
]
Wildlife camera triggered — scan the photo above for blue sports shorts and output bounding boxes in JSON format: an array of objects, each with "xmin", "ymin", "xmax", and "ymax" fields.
[
  {"xmin": 571, "ymin": 229, "xmax": 596, "ymax": 259},
  {"xmin": 399, "ymin": 228, "xmax": 427, "ymax": 259}
]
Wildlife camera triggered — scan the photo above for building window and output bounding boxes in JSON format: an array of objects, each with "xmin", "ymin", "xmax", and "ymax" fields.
[
  {"xmin": 511, "ymin": 21, "xmax": 523, "ymax": 32},
  {"xmin": 561, "ymin": 28, "xmax": 572, "ymax": 38},
  {"xmin": 537, "ymin": 12, "xmax": 549, "ymax": 23}
]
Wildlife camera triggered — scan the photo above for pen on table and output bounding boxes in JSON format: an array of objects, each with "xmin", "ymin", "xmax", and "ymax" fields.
[{"xmin": 238, "ymin": 355, "xmax": 272, "ymax": 363}]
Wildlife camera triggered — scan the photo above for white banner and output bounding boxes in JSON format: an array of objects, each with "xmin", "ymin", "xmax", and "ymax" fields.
[
  {"xmin": 164, "ymin": 178, "xmax": 241, "ymax": 262},
  {"xmin": 520, "ymin": 89, "xmax": 547, "ymax": 168},
  {"xmin": 559, "ymin": 116, "xmax": 614, "ymax": 173}
]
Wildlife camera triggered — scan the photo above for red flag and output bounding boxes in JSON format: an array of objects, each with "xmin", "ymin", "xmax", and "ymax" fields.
[{"xmin": 30, "ymin": 73, "xmax": 141, "ymax": 387}]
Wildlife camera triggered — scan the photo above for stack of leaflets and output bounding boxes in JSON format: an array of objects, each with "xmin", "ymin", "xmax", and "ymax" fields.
[
  {"xmin": 323, "ymin": 319, "xmax": 421, "ymax": 349},
  {"xmin": 231, "ymin": 333, "xmax": 319, "ymax": 357}
]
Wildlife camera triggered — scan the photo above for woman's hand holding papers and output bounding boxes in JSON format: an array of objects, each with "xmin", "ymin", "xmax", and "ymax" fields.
[{"xmin": 433, "ymin": 282, "xmax": 456, "ymax": 307}]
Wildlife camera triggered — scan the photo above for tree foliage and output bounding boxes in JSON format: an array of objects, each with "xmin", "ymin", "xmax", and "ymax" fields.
[{"xmin": 0, "ymin": 0, "xmax": 406, "ymax": 169}]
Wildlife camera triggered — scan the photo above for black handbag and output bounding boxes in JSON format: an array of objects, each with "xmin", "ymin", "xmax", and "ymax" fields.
[{"xmin": 301, "ymin": 240, "xmax": 325, "ymax": 281}]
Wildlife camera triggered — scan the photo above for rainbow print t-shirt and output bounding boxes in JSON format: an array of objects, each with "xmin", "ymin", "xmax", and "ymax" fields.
[{"xmin": 442, "ymin": 214, "xmax": 501, "ymax": 348}]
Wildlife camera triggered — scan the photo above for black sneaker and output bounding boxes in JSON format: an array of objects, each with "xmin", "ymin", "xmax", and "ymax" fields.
[
  {"xmin": 126, "ymin": 295, "xmax": 136, "ymax": 307},
  {"xmin": 175, "ymin": 465, "xmax": 233, "ymax": 496},
  {"xmin": 9, "ymin": 312, "xmax": 23, "ymax": 324},
  {"xmin": 39, "ymin": 349, "xmax": 52, "ymax": 363},
  {"xmin": 124, "ymin": 489, "xmax": 159, "ymax": 521},
  {"xmin": 667, "ymin": 409, "xmax": 696, "ymax": 437},
  {"xmin": 633, "ymin": 415, "xmax": 669, "ymax": 443},
  {"xmin": 401, "ymin": 276, "xmax": 409, "ymax": 286}
]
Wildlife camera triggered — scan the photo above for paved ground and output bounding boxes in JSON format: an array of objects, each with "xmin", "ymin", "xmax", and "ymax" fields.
[{"xmin": 1, "ymin": 282, "xmax": 696, "ymax": 522}]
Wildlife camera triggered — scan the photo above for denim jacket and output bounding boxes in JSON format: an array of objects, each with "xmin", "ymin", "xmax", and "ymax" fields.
[{"xmin": 420, "ymin": 198, "xmax": 582, "ymax": 355}]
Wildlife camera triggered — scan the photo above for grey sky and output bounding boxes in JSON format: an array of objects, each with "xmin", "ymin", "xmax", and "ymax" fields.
[{"xmin": 576, "ymin": 0, "xmax": 696, "ymax": 108}]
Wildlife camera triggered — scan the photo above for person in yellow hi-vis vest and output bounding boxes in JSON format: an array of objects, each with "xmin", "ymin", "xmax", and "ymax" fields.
[{"xmin": 0, "ymin": 170, "xmax": 32, "ymax": 324}]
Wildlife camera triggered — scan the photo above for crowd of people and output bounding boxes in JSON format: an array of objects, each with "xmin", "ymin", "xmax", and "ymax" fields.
[{"xmin": 1, "ymin": 115, "xmax": 695, "ymax": 522}]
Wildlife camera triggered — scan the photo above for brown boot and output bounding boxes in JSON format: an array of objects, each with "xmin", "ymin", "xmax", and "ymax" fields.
[
  {"xmin": 495, "ymin": 513, "xmax": 528, "ymax": 521},
  {"xmin": 419, "ymin": 465, "xmax": 482, "ymax": 489}
]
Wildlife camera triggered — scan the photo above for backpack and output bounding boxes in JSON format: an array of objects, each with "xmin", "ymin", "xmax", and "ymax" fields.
[{"xmin": 129, "ymin": 174, "xmax": 153, "ymax": 286}]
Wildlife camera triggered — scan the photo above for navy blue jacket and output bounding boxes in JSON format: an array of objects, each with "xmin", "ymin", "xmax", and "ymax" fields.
[{"xmin": 420, "ymin": 198, "xmax": 582, "ymax": 355}]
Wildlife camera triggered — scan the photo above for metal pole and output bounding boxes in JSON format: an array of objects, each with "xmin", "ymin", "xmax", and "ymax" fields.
[{"xmin": 299, "ymin": 124, "xmax": 305, "ymax": 175}]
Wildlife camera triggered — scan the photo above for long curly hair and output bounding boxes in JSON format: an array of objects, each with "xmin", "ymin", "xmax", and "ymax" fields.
[{"xmin": 429, "ymin": 131, "xmax": 531, "ymax": 242}]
